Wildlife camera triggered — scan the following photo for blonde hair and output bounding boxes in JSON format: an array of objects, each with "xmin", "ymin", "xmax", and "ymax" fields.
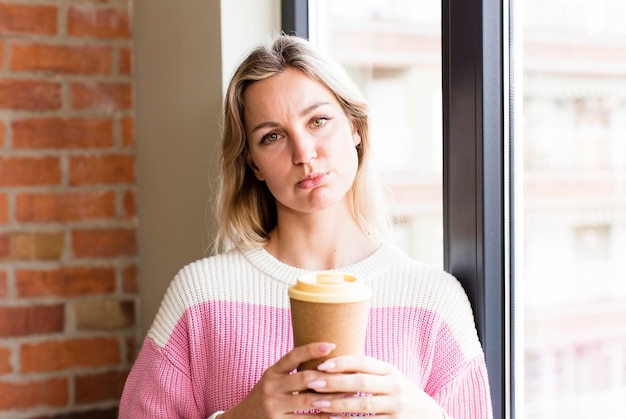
[{"xmin": 214, "ymin": 34, "xmax": 391, "ymax": 253}]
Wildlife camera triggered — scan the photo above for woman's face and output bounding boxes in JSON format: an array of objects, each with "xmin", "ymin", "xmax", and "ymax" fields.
[{"xmin": 243, "ymin": 67, "xmax": 361, "ymax": 216}]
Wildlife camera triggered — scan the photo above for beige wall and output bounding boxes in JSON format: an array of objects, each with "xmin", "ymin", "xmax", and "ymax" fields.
[{"xmin": 134, "ymin": 0, "xmax": 280, "ymax": 337}]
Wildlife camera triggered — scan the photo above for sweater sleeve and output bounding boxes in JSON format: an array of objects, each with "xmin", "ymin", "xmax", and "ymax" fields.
[
  {"xmin": 433, "ymin": 353, "xmax": 493, "ymax": 418},
  {"xmin": 427, "ymin": 273, "xmax": 494, "ymax": 419},
  {"xmin": 119, "ymin": 337, "xmax": 204, "ymax": 419}
]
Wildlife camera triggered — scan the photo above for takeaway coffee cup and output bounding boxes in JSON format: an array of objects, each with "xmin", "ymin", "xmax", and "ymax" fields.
[{"xmin": 288, "ymin": 271, "xmax": 372, "ymax": 371}]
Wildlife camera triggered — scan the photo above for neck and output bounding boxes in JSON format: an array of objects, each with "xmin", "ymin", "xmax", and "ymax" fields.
[{"xmin": 264, "ymin": 208, "xmax": 379, "ymax": 270}]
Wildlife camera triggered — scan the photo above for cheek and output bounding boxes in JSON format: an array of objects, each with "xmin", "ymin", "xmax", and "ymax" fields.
[
  {"xmin": 253, "ymin": 157, "xmax": 289, "ymax": 185},
  {"xmin": 334, "ymin": 142, "xmax": 360, "ymax": 181},
  {"xmin": 335, "ymin": 134, "xmax": 360, "ymax": 162}
]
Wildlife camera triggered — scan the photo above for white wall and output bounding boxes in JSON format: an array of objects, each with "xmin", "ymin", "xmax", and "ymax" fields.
[
  {"xmin": 134, "ymin": 0, "xmax": 280, "ymax": 338},
  {"xmin": 221, "ymin": 0, "xmax": 281, "ymax": 92}
]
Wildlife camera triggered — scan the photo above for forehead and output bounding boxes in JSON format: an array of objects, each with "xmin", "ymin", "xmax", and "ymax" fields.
[{"xmin": 242, "ymin": 68, "xmax": 340, "ymax": 120}]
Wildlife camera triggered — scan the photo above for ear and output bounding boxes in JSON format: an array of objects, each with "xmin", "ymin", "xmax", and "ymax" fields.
[
  {"xmin": 245, "ymin": 153, "xmax": 265, "ymax": 181},
  {"xmin": 352, "ymin": 121, "xmax": 362, "ymax": 147}
]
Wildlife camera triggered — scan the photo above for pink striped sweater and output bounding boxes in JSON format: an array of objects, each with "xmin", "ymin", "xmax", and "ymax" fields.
[{"xmin": 119, "ymin": 243, "xmax": 493, "ymax": 418}]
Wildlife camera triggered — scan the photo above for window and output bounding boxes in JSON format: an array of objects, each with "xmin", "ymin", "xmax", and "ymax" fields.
[
  {"xmin": 283, "ymin": 0, "xmax": 626, "ymax": 418},
  {"xmin": 517, "ymin": 0, "xmax": 626, "ymax": 416},
  {"xmin": 304, "ymin": 0, "xmax": 444, "ymax": 269},
  {"xmin": 283, "ymin": 0, "xmax": 507, "ymax": 416}
]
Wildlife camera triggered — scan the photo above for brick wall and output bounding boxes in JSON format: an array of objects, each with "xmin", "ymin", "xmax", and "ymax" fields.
[{"xmin": 0, "ymin": 1, "xmax": 136, "ymax": 418}]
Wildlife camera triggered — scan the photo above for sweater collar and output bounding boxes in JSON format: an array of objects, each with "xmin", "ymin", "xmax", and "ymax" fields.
[{"xmin": 241, "ymin": 242, "xmax": 402, "ymax": 286}]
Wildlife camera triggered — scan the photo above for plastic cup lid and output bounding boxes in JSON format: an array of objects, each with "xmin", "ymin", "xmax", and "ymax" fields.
[{"xmin": 288, "ymin": 271, "xmax": 372, "ymax": 303}]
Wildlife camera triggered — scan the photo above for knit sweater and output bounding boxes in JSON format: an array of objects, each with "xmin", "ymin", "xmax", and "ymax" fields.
[{"xmin": 119, "ymin": 243, "xmax": 493, "ymax": 418}]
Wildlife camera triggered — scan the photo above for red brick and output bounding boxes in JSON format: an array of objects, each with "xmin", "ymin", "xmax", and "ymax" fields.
[
  {"xmin": 0, "ymin": 40, "xmax": 4, "ymax": 68},
  {"xmin": 10, "ymin": 43, "xmax": 112, "ymax": 75},
  {"xmin": 121, "ymin": 116, "xmax": 133, "ymax": 147},
  {"xmin": 21, "ymin": 337, "xmax": 120, "ymax": 373},
  {"xmin": 119, "ymin": 46, "xmax": 132, "ymax": 74},
  {"xmin": 0, "ymin": 346, "xmax": 11, "ymax": 374},
  {"xmin": 13, "ymin": 117, "xmax": 114, "ymax": 149},
  {"xmin": 122, "ymin": 189, "xmax": 135, "ymax": 218},
  {"xmin": 16, "ymin": 190, "xmax": 115, "ymax": 222},
  {"xmin": 73, "ymin": 299, "xmax": 134, "ymax": 331},
  {"xmin": 72, "ymin": 228, "xmax": 136, "ymax": 258},
  {"xmin": 122, "ymin": 264, "xmax": 137, "ymax": 293},
  {"xmin": 0, "ymin": 305, "xmax": 64, "ymax": 337},
  {"xmin": 69, "ymin": 154, "xmax": 134, "ymax": 185},
  {"xmin": 16, "ymin": 267, "xmax": 116, "ymax": 298},
  {"xmin": 0, "ymin": 377, "xmax": 68, "ymax": 409},
  {"xmin": 70, "ymin": 82, "xmax": 131, "ymax": 110},
  {"xmin": 75, "ymin": 370, "xmax": 128, "ymax": 404},
  {"xmin": 67, "ymin": 6, "xmax": 130, "ymax": 39},
  {"xmin": 0, "ymin": 79, "xmax": 62, "ymax": 111},
  {"xmin": 0, "ymin": 156, "xmax": 61, "ymax": 186},
  {"xmin": 0, "ymin": 120, "xmax": 5, "ymax": 147},
  {"xmin": 0, "ymin": 193, "xmax": 7, "ymax": 224},
  {"xmin": 0, "ymin": 4, "xmax": 57, "ymax": 35},
  {"xmin": 0, "ymin": 270, "xmax": 6, "ymax": 298},
  {"xmin": 125, "ymin": 335, "xmax": 137, "ymax": 363},
  {"xmin": 119, "ymin": 46, "xmax": 132, "ymax": 75},
  {"xmin": 40, "ymin": 407, "xmax": 120, "ymax": 418},
  {"xmin": 10, "ymin": 231, "xmax": 64, "ymax": 260},
  {"xmin": 0, "ymin": 234, "xmax": 8, "ymax": 259}
]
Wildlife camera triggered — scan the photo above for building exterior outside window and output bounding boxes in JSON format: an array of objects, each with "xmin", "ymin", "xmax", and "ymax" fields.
[
  {"xmin": 519, "ymin": 0, "xmax": 626, "ymax": 415},
  {"xmin": 310, "ymin": 0, "xmax": 626, "ymax": 416},
  {"xmin": 310, "ymin": 0, "xmax": 444, "ymax": 269}
]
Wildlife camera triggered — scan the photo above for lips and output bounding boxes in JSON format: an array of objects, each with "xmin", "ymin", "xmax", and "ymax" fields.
[{"xmin": 297, "ymin": 172, "xmax": 328, "ymax": 189}]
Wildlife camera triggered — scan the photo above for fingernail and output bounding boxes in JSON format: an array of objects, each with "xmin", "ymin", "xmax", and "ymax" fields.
[
  {"xmin": 317, "ymin": 360, "xmax": 335, "ymax": 371},
  {"xmin": 317, "ymin": 343, "xmax": 336, "ymax": 353},
  {"xmin": 307, "ymin": 379, "xmax": 327, "ymax": 389},
  {"xmin": 312, "ymin": 399, "xmax": 331, "ymax": 408}
]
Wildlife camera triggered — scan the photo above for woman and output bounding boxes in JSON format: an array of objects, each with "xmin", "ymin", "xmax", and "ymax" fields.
[{"xmin": 120, "ymin": 34, "xmax": 493, "ymax": 418}]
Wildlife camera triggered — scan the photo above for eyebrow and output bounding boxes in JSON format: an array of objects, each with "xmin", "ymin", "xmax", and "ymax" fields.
[{"xmin": 250, "ymin": 101, "xmax": 332, "ymax": 133}]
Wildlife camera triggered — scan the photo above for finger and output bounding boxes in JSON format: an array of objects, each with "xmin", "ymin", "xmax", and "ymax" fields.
[
  {"xmin": 312, "ymin": 393, "xmax": 395, "ymax": 416},
  {"xmin": 317, "ymin": 355, "xmax": 392, "ymax": 375},
  {"xmin": 286, "ymin": 390, "xmax": 368, "ymax": 417},
  {"xmin": 274, "ymin": 367, "xmax": 336, "ymax": 394},
  {"xmin": 264, "ymin": 391, "xmax": 332, "ymax": 416},
  {"xmin": 306, "ymin": 372, "xmax": 388, "ymax": 395},
  {"xmin": 247, "ymin": 380, "xmax": 343, "ymax": 416},
  {"xmin": 326, "ymin": 416, "xmax": 386, "ymax": 419},
  {"xmin": 271, "ymin": 342, "xmax": 336, "ymax": 375},
  {"xmin": 318, "ymin": 396, "xmax": 397, "ymax": 418}
]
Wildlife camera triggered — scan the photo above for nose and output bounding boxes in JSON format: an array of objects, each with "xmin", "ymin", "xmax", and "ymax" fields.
[{"xmin": 291, "ymin": 132, "xmax": 317, "ymax": 164}]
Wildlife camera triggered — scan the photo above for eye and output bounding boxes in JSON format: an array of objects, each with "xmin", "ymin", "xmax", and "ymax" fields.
[
  {"xmin": 261, "ymin": 132, "xmax": 280, "ymax": 144},
  {"xmin": 311, "ymin": 116, "xmax": 330, "ymax": 128}
]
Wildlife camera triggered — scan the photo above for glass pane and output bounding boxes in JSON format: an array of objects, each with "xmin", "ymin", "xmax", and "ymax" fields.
[
  {"xmin": 309, "ymin": 0, "xmax": 443, "ymax": 268},
  {"xmin": 516, "ymin": 0, "xmax": 626, "ymax": 416}
]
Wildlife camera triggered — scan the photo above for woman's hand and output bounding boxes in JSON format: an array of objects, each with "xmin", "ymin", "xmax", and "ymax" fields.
[
  {"xmin": 306, "ymin": 355, "xmax": 445, "ymax": 418},
  {"xmin": 220, "ymin": 342, "xmax": 339, "ymax": 419}
]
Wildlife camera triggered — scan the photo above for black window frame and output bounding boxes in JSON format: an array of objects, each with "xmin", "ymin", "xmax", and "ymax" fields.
[
  {"xmin": 281, "ymin": 0, "xmax": 309, "ymax": 38},
  {"xmin": 281, "ymin": 1, "xmax": 511, "ymax": 418},
  {"xmin": 441, "ymin": 0, "xmax": 509, "ymax": 417}
]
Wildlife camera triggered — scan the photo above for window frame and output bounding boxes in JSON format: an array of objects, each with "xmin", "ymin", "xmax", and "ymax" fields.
[
  {"xmin": 281, "ymin": 1, "xmax": 512, "ymax": 417},
  {"xmin": 281, "ymin": 0, "xmax": 309, "ymax": 38},
  {"xmin": 441, "ymin": 0, "xmax": 510, "ymax": 417}
]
